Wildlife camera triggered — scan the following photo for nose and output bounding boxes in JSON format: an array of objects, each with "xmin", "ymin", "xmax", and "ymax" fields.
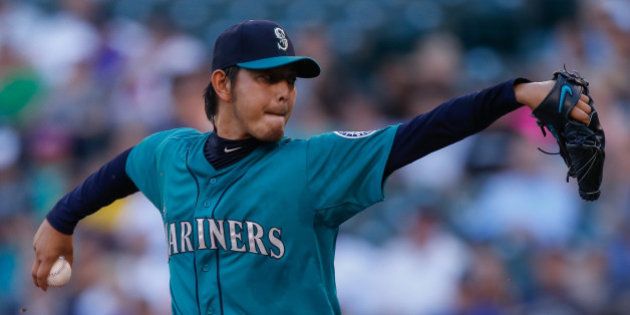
[{"xmin": 273, "ymin": 81, "xmax": 292, "ymax": 103}]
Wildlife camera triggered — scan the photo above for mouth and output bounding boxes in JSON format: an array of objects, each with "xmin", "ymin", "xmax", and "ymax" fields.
[
  {"xmin": 264, "ymin": 111, "xmax": 287, "ymax": 118},
  {"xmin": 263, "ymin": 112, "xmax": 288, "ymax": 129}
]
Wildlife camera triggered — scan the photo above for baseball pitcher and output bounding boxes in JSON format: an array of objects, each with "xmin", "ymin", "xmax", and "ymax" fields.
[{"xmin": 32, "ymin": 20, "xmax": 604, "ymax": 315}]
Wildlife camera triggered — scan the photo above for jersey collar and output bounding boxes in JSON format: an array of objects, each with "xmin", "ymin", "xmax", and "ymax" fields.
[
  {"xmin": 204, "ymin": 134, "xmax": 262, "ymax": 170},
  {"xmin": 186, "ymin": 133, "xmax": 273, "ymax": 177}
]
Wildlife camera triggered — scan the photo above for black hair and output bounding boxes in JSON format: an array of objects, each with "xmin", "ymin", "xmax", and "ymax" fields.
[{"xmin": 203, "ymin": 66, "xmax": 240, "ymax": 126}]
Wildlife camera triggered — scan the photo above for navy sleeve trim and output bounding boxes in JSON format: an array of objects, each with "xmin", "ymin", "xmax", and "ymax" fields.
[
  {"xmin": 385, "ymin": 78, "xmax": 529, "ymax": 177},
  {"xmin": 46, "ymin": 148, "xmax": 139, "ymax": 235}
]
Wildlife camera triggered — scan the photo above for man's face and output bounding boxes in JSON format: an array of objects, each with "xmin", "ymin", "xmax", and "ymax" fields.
[{"xmin": 230, "ymin": 66, "xmax": 297, "ymax": 141}]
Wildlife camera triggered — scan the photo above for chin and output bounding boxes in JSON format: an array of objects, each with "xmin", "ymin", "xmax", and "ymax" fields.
[
  {"xmin": 266, "ymin": 130, "xmax": 285, "ymax": 142},
  {"xmin": 254, "ymin": 127, "xmax": 285, "ymax": 142}
]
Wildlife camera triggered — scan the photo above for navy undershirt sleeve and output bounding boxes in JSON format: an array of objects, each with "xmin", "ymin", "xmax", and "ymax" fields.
[
  {"xmin": 46, "ymin": 148, "xmax": 139, "ymax": 235},
  {"xmin": 384, "ymin": 78, "xmax": 529, "ymax": 177}
]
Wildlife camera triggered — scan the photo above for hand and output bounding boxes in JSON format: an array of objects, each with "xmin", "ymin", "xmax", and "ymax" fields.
[
  {"xmin": 515, "ymin": 80, "xmax": 593, "ymax": 125},
  {"xmin": 32, "ymin": 219, "xmax": 73, "ymax": 291}
]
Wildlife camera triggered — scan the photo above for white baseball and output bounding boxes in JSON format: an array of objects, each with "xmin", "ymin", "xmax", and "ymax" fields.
[{"xmin": 47, "ymin": 257, "xmax": 71, "ymax": 287}]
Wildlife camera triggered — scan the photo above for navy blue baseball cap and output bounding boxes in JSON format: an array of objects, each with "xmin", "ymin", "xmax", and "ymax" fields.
[{"xmin": 211, "ymin": 20, "xmax": 320, "ymax": 78}]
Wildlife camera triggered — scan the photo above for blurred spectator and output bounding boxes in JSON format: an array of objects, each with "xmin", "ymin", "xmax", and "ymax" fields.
[
  {"xmin": 525, "ymin": 248, "xmax": 585, "ymax": 314},
  {"xmin": 171, "ymin": 70, "xmax": 213, "ymax": 132},
  {"xmin": 373, "ymin": 210, "xmax": 468, "ymax": 314},
  {"xmin": 0, "ymin": 44, "xmax": 43, "ymax": 125},
  {"xmin": 337, "ymin": 209, "xmax": 468, "ymax": 315},
  {"xmin": 458, "ymin": 134, "xmax": 581, "ymax": 245},
  {"xmin": 456, "ymin": 245, "xmax": 514, "ymax": 315}
]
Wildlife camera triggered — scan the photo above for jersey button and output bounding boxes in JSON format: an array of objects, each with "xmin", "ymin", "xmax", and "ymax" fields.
[
  {"xmin": 203, "ymin": 201, "xmax": 209, "ymax": 207},
  {"xmin": 210, "ymin": 178, "xmax": 217, "ymax": 185},
  {"xmin": 202, "ymin": 264, "xmax": 209, "ymax": 272}
]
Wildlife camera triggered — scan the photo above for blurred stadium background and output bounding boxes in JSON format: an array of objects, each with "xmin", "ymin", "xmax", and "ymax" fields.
[{"xmin": 1, "ymin": 0, "xmax": 629, "ymax": 314}]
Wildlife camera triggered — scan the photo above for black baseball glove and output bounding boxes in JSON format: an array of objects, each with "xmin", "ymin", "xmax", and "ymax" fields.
[{"xmin": 533, "ymin": 69, "xmax": 605, "ymax": 201}]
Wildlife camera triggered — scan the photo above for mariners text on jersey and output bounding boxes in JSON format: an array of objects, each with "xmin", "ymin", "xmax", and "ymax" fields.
[{"xmin": 165, "ymin": 218, "xmax": 285, "ymax": 259}]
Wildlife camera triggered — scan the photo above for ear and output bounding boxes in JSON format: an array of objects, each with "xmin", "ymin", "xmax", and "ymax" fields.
[{"xmin": 211, "ymin": 70, "xmax": 232, "ymax": 102}]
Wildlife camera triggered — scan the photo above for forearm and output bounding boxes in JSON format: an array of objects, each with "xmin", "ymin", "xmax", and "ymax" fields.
[
  {"xmin": 46, "ymin": 148, "xmax": 139, "ymax": 234},
  {"xmin": 385, "ymin": 78, "xmax": 530, "ymax": 176}
]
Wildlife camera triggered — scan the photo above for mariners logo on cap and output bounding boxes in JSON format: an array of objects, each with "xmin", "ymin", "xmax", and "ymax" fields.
[
  {"xmin": 334, "ymin": 130, "xmax": 377, "ymax": 139},
  {"xmin": 274, "ymin": 27, "xmax": 288, "ymax": 51}
]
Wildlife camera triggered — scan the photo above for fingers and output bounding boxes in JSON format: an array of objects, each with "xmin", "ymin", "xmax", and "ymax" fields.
[
  {"xmin": 32, "ymin": 234, "xmax": 42, "ymax": 289},
  {"xmin": 31, "ymin": 258, "xmax": 39, "ymax": 288},
  {"xmin": 570, "ymin": 102, "xmax": 592, "ymax": 125},
  {"xmin": 575, "ymin": 99, "xmax": 592, "ymax": 115},
  {"xmin": 35, "ymin": 257, "xmax": 55, "ymax": 291},
  {"xmin": 568, "ymin": 93, "xmax": 593, "ymax": 125},
  {"xmin": 32, "ymin": 252, "xmax": 73, "ymax": 291}
]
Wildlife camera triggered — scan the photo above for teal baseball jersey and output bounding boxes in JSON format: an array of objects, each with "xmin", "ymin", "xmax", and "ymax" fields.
[{"xmin": 125, "ymin": 126, "xmax": 398, "ymax": 315}]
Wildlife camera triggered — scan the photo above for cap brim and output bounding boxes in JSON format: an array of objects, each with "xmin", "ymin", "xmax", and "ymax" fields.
[{"xmin": 237, "ymin": 56, "xmax": 320, "ymax": 78}]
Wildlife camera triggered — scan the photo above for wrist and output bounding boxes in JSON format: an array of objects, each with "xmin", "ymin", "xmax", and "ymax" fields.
[
  {"xmin": 514, "ymin": 81, "xmax": 536, "ymax": 109},
  {"xmin": 514, "ymin": 80, "xmax": 554, "ymax": 111},
  {"xmin": 46, "ymin": 205, "xmax": 78, "ymax": 235}
]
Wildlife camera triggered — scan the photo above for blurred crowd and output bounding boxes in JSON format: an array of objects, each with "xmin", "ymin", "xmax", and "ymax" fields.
[{"xmin": 1, "ymin": 0, "xmax": 629, "ymax": 314}]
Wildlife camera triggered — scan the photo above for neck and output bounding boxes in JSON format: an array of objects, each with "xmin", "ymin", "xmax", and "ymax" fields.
[{"xmin": 214, "ymin": 106, "xmax": 249, "ymax": 140}]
